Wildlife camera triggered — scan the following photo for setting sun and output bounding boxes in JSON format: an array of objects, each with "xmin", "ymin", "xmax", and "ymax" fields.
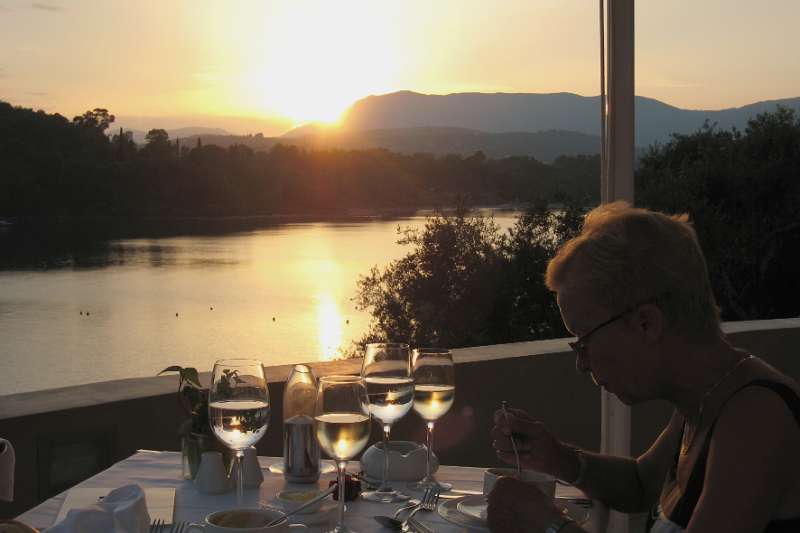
[{"xmin": 233, "ymin": 2, "xmax": 407, "ymax": 125}]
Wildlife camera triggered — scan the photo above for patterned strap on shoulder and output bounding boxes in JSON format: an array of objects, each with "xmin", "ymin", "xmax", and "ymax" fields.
[{"xmin": 668, "ymin": 380, "xmax": 800, "ymax": 528}]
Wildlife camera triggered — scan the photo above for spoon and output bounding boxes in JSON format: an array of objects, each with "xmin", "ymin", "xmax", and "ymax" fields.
[
  {"xmin": 501, "ymin": 400, "xmax": 521, "ymax": 475},
  {"xmin": 373, "ymin": 499, "xmax": 420, "ymax": 530},
  {"xmin": 373, "ymin": 515, "xmax": 405, "ymax": 530}
]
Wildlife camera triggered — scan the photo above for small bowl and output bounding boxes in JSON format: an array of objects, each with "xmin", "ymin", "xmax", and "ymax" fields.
[
  {"xmin": 275, "ymin": 489, "xmax": 324, "ymax": 515},
  {"xmin": 360, "ymin": 440, "xmax": 438, "ymax": 483},
  {"xmin": 0, "ymin": 520, "xmax": 40, "ymax": 533}
]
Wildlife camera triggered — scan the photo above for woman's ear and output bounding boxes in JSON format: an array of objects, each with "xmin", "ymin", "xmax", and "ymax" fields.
[{"xmin": 634, "ymin": 303, "xmax": 664, "ymax": 343}]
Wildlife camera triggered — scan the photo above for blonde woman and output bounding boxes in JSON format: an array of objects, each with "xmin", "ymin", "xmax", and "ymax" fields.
[{"xmin": 489, "ymin": 202, "xmax": 800, "ymax": 533}]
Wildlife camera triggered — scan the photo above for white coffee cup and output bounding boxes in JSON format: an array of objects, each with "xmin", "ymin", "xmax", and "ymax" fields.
[
  {"xmin": 187, "ymin": 508, "xmax": 307, "ymax": 532},
  {"xmin": 483, "ymin": 467, "xmax": 556, "ymax": 499}
]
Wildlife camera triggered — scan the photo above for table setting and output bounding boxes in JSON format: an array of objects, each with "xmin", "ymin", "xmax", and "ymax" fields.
[{"xmin": 14, "ymin": 344, "xmax": 604, "ymax": 533}]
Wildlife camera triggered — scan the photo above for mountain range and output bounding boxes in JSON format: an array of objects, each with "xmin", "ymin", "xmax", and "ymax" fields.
[{"xmin": 121, "ymin": 92, "xmax": 800, "ymax": 162}]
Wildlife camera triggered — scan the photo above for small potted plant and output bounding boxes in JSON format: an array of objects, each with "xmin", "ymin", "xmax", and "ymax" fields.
[{"xmin": 159, "ymin": 366, "xmax": 227, "ymax": 479}]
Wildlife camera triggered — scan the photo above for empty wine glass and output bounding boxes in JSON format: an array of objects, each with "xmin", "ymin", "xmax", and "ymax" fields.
[
  {"xmin": 361, "ymin": 343, "xmax": 414, "ymax": 503},
  {"xmin": 410, "ymin": 348, "xmax": 455, "ymax": 491},
  {"xmin": 315, "ymin": 375, "xmax": 371, "ymax": 533},
  {"xmin": 209, "ymin": 358, "xmax": 270, "ymax": 506}
]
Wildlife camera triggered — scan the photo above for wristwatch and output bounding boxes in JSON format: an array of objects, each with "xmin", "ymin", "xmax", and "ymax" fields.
[{"xmin": 544, "ymin": 515, "xmax": 575, "ymax": 533}]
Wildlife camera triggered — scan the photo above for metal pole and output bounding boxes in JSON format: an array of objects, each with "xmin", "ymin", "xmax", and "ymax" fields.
[{"xmin": 601, "ymin": 1, "xmax": 634, "ymax": 532}]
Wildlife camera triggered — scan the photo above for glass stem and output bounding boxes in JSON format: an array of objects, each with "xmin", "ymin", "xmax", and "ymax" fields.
[
  {"xmin": 336, "ymin": 460, "xmax": 347, "ymax": 530},
  {"xmin": 380, "ymin": 424, "xmax": 392, "ymax": 491},
  {"xmin": 425, "ymin": 421, "xmax": 435, "ymax": 482},
  {"xmin": 235, "ymin": 450, "xmax": 244, "ymax": 506}
]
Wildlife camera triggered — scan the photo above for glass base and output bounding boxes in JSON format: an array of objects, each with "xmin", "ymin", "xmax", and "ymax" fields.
[
  {"xmin": 267, "ymin": 462, "xmax": 336, "ymax": 474},
  {"xmin": 409, "ymin": 478, "xmax": 452, "ymax": 492},
  {"xmin": 361, "ymin": 488, "xmax": 411, "ymax": 503},
  {"xmin": 324, "ymin": 527, "xmax": 359, "ymax": 533}
]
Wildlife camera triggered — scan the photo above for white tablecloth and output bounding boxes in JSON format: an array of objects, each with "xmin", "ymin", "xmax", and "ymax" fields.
[{"xmin": 17, "ymin": 451, "xmax": 605, "ymax": 532}]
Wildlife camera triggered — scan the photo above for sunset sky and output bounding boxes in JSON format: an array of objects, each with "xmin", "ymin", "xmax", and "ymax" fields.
[{"xmin": 1, "ymin": 0, "xmax": 798, "ymax": 135}]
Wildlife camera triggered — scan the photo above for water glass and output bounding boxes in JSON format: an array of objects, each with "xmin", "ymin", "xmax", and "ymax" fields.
[
  {"xmin": 410, "ymin": 348, "xmax": 455, "ymax": 491},
  {"xmin": 361, "ymin": 343, "xmax": 414, "ymax": 503},
  {"xmin": 314, "ymin": 375, "xmax": 370, "ymax": 533},
  {"xmin": 209, "ymin": 358, "xmax": 270, "ymax": 506}
]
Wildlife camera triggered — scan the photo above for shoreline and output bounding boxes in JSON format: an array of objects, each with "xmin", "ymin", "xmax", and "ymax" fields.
[{"xmin": 0, "ymin": 203, "xmax": 533, "ymax": 228}]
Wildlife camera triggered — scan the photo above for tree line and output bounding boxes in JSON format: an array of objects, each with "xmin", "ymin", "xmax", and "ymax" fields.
[{"xmin": 0, "ymin": 101, "xmax": 599, "ymax": 218}]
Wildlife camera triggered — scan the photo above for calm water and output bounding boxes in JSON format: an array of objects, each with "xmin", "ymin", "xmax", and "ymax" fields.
[{"xmin": 0, "ymin": 212, "xmax": 518, "ymax": 395}]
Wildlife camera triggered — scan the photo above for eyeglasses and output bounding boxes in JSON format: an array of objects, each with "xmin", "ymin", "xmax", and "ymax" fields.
[
  {"xmin": 568, "ymin": 295, "xmax": 666, "ymax": 357},
  {"xmin": 568, "ymin": 309, "xmax": 631, "ymax": 356}
]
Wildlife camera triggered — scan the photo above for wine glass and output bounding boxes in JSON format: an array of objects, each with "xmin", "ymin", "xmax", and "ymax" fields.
[
  {"xmin": 315, "ymin": 375, "xmax": 371, "ymax": 533},
  {"xmin": 361, "ymin": 343, "xmax": 414, "ymax": 503},
  {"xmin": 410, "ymin": 348, "xmax": 455, "ymax": 491},
  {"xmin": 209, "ymin": 358, "xmax": 270, "ymax": 506}
]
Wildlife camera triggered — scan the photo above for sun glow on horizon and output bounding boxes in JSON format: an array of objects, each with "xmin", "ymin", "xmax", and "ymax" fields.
[
  {"xmin": 2, "ymin": 1, "xmax": 798, "ymax": 130},
  {"xmin": 233, "ymin": 2, "xmax": 407, "ymax": 125}
]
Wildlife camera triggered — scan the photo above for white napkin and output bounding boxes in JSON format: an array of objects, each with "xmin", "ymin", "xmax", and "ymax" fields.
[
  {"xmin": 0, "ymin": 438, "xmax": 14, "ymax": 502},
  {"xmin": 49, "ymin": 484, "xmax": 151, "ymax": 533}
]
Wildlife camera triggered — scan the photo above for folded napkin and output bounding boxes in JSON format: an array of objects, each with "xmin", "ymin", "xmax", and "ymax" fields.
[
  {"xmin": 49, "ymin": 485, "xmax": 151, "ymax": 533},
  {"xmin": 0, "ymin": 438, "xmax": 14, "ymax": 502}
]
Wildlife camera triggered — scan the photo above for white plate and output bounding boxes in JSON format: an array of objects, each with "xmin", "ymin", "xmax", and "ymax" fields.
[
  {"xmin": 443, "ymin": 495, "xmax": 591, "ymax": 529},
  {"xmin": 438, "ymin": 497, "xmax": 489, "ymax": 532}
]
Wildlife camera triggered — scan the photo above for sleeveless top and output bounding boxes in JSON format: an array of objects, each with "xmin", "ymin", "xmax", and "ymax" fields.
[{"xmin": 651, "ymin": 379, "xmax": 800, "ymax": 533}]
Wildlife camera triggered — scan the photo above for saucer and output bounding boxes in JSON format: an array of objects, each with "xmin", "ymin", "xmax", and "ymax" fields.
[
  {"xmin": 439, "ymin": 495, "xmax": 590, "ymax": 531},
  {"xmin": 438, "ymin": 497, "xmax": 489, "ymax": 531},
  {"xmin": 264, "ymin": 499, "xmax": 339, "ymax": 526},
  {"xmin": 275, "ymin": 489, "xmax": 325, "ymax": 514},
  {"xmin": 457, "ymin": 495, "xmax": 488, "ymax": 521}
]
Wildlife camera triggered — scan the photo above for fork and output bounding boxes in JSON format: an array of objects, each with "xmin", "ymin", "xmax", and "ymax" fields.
[
  {"xmin": 402, "ymin": 487, "xmax": 440, "ymax": 529},
  {"xmin": 149, "ymin": 518, "xmax": 164, "ymax": 532},
  {"xmin": 394, "ymin": 488, "xmax": 429, "ymax": 518},
  {"xmin": 170, "ymin": 522, "xmax": 188, "ymax": 533},
  {"xmin": 407, "ymin": 516, "xmax": 435, "ymax": 533},
  {"xmin": 501, "ymin": 400, "xmax": 521, "ymax": 475}
]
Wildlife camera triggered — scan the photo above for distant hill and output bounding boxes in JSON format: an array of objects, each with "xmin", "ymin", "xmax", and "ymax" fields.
[
  {"xmin": 337, "ymin": 91, "xmax": 800, "ymax": 148},
  {"xmin": 121, "ymin": 92, "xmax": 800, "ymax": 161}
]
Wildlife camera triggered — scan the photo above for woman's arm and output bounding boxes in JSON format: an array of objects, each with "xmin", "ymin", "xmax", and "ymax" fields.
[
  {"xmin": 686, "ymin": 387, "xmax": 800, "ymax": 533},
  {"xmin": 571, "ymin": 411, "xmax": 682, "ymax": 513},
  {"xmin": 492, "ymin": 408, "xmax": 682, "ymax": 513}
]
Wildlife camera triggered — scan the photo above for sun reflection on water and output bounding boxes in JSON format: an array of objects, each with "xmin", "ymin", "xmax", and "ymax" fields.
[{"xmin": 316, "ymin": 292, "xmax": 344, "ymax": 361}]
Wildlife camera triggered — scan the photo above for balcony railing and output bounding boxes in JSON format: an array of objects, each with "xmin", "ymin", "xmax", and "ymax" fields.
[{"xmin": 1, "ymin": 318, "xmax": 799, "ymax": 527}]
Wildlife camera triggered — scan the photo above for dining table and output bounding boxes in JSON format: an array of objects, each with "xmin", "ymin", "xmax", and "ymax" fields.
[{"xmin": 16, "ymin": 450, "xmax": 607, "ymax": 532}]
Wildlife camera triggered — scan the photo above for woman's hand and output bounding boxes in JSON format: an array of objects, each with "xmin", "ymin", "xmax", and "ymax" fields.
[
  {"xmin": 486, "ymin": 476, "xmax": 564, "ymax": 532},
  {"xmin": 491, "ymin": 407, "xmax": 579, "ymax": 481}
]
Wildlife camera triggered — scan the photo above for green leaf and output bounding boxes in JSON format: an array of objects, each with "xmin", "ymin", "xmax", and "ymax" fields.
[
  {"xmin": 181, "ymin": 368, "xmax": 201, "ymax": 389},
  {"xmin": 158, "ymin": 365, "xmax": 183, "ymax": 375}
]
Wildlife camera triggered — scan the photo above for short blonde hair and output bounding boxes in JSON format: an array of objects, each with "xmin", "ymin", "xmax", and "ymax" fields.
[{"xmin": 545, "ymin": 201, "xmax": 721, "ymax": 340}]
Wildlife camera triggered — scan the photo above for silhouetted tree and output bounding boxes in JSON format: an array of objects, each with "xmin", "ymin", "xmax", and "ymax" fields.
[
  {"xmin": 145, "ymin": 128, "xmax": 169, "ymax": 146},
  {"xmin": 72, "ymin": 108, "xmax": 115, "ymax": 132},
  {"xmin": 111, "ymin": 127, "xmax": 136, "ymax": 161},
  {"xmin": 637, "ymin": 106, "xmax": 800, "ymax": 320},
  {"xmin": 353, "ymin": 202, "xmax": 586, "ymax": 351}
]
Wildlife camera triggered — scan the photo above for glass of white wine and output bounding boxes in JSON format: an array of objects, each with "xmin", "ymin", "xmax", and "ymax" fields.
[
  {"xmin": 315, "ymin": 375, "xmax": 370, "ymax": 533},
  {"xmin": 209, "ymin": 358, "xmax": 270, "ymax": 506},
  {"xmin": 361, "ymin": 342, "xmax": 414, "ymax": 503},
  {"xmin": 411, "ymin": 348, "xmax": 455, "ymax": 491}
]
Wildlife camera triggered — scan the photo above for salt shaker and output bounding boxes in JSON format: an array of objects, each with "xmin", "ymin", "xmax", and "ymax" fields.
[
  {"xmin": 283, "ymin": 364, "xmax": 320, "ymax": 483},
  {"xmin": 194, "ymin": 451, "xmax": 229, "ymax": 494}
]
